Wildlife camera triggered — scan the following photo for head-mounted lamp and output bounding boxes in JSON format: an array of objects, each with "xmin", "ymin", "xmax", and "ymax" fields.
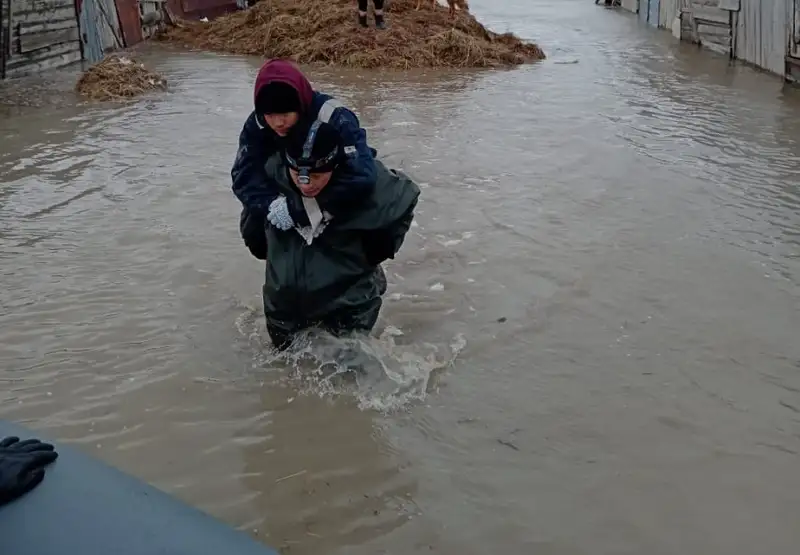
[{"xmin": 286, "ymin": 120, "xmax": 339, "ymax": 185}]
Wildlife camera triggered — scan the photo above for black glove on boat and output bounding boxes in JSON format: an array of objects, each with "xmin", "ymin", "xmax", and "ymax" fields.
[{"xmin": 0, "ymin": 436, "xmax": 59, "ymax": 507}]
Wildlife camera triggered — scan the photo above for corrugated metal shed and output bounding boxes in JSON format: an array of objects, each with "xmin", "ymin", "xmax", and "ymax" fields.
[
  {"xmin": 734, "ymin": 0, "xmax": 790, "ymax": 76},
  {"xmin": 1, "ymin": 0, "xmax": 82, "ymax": 79}
]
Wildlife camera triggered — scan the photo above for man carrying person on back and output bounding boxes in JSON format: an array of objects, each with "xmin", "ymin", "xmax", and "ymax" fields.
[{"xmin": 239, "ymin": 119, "xmax": 419, "ymax": 350}]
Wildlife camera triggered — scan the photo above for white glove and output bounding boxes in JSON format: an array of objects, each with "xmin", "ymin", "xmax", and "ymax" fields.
[{"xmin": 266, "ymin": 196, "xmax": 294, "ymax": 231}]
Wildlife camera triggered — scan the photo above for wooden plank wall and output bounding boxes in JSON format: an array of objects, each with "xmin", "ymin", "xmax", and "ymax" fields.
[
  {"xmin": 2, "ymin": 0, "xmax": 82, "ymax": 78},
  {"xmin": 681, "ymin": 0, "xmax": 732, "ymax": 56}
]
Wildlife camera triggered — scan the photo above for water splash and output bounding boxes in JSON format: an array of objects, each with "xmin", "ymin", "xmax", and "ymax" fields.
[{"xmin": 234, "ymin": 306, "xmax": 465, "ymax": 413}]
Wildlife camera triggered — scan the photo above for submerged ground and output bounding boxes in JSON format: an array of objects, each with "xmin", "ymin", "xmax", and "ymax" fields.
[{"xmin": 1, "ymin": 0, "xmax": 800, "ymax": 553}]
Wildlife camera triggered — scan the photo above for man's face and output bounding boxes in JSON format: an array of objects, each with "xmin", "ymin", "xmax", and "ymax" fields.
[
  {"xmin": 264, "ymin": 112, "xmax": 299, "ymax": 136},
  {"xmin": 289, "ymin": 168, "xmax": 333, "ymax": 198}
]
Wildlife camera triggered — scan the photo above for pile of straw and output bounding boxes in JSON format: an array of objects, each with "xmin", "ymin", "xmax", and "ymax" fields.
[
  {"xmin": 76, "ymin": 55, "xmax": 167, "ymax": 101},
  {"xmin": 157, "ymin": 0, "xmax": 545, "ymax": 69}
]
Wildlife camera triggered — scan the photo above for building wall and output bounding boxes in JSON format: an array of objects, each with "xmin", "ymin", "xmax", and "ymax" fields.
[
  {"xmin": 792, "ymin": 0, "xmax": 800, "ymax": 59},
  {"xmin": 78, "ymin": 0, "xmax": 126, "ymax": 63},
  {"xmin": 615, "ymin": 0, "xmax": 797, "ymax": 80},
  {"xmin": 97, "ymin": 0, "xmax": 123, "ymax": 50},
  {"xmin": 659, "ymin": 0, "xmax": 679, "ymax": 30},
  {"xmin": 115, "ymin": 0, "xmax": 143, "ymax": 47},
  {"xmin": 1, "ymin": 0, "xmax": 82, "ymax": 78},
  {"xmin": 620, "ymin": 0, "xmax": 639, "ymax": 13},
  {"xmin": 681, "ymin": 0, "xmax": 732, "ymax": 56},
  {"xmin": 734, "ymin": 0, "xmax": 791, "ymax": 76}
]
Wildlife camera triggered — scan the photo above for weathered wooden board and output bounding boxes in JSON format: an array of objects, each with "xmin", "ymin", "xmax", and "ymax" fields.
[
  {"xmin": 13, "ymin": 6, "xmax": 76, "ymax": 26},
  {"xmin": 18, "ymin": 25, "xmax": 79, "ymax": 53},
  {"xmin": 2, "ymin": 0, "xmax": 82, "ymax": 79},
  {"xmin": 19, "ymin": 16, "xmax": 78, "ymax": 35},
  {"xmin": 5, "ymin": 41, "xmax": 81, "ymax": 78}
]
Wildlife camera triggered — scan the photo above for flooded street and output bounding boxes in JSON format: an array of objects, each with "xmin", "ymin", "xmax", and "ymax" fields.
[{"xmin": 2, "ymin": 0, "xmax": 800, "ymax": 552}]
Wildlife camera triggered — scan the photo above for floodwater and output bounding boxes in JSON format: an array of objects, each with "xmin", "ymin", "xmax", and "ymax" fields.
[{"xmin": 2, "ymin": 0, "xmax": 800, "ymax": 552}]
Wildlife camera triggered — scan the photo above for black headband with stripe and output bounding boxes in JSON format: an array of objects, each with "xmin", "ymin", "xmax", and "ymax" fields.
[{"xmin": 285, "ymin": 120, "xmax": 340, "ymax": 184}]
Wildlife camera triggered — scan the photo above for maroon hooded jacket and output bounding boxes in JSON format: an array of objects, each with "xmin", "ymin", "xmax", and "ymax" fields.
[{"xmin": 253, "ymin": 59, "xmax": 314, "ymax": 115}]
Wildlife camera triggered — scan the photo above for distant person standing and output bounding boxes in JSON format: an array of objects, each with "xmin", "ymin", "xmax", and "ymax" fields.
[{"xmin": 357, "ymin": 0, "xmax": 386, "ymax": 29}]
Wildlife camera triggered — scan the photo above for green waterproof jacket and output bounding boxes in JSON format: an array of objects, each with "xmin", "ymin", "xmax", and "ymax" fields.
[{"xmin": 259, "ymin": 155, "xmax": 420, "ymax": 324}]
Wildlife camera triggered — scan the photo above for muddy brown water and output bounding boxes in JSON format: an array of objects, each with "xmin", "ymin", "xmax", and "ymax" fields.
[{"xmin": 2, "ymin": 0, "xmax": 800, "ymax": 553}]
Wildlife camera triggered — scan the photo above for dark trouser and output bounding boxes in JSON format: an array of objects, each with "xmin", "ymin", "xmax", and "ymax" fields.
[
  {"xmin": 265, "ymin": 267, "xmax": 387, "ymax": 351},
  {"xmin": 266, "ymin": 297, "xmax": 383, "ymax": 351},
  {"xmin": 357, "ymin": 0, "xmax": 384, "ymax": 11}
]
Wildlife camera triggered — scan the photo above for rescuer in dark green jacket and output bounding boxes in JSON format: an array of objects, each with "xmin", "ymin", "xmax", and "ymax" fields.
[{"xmin": 239, "ymin": 120, "xmax": 420, "ymax": 349}]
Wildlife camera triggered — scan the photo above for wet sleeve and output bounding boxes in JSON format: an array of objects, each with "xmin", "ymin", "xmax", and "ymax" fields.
[
  {"xmin": 386, "ymin": 195, "xmax": 418, "ymax": 256},
  {"xmin": 362, "ymin": 196, "xmax": 418, "ymax": 266},
  {"xmin": 239, "ymin": 206, "xmax": 267, "ymax": 261},
  {"xmin": 322, "ymin": 107, "xmax": 378, "ymax": 216},
  {"xmin": 230, "ymin": 113, "xmax": 281, "ymax": 214}
]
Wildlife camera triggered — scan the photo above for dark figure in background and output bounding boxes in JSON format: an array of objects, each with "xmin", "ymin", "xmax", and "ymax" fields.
[
  {"xmin": 358, "ymin": 0, "xmax": 386, "ymax": 29},
  {"xmin": 0, "ymin": 436, "xmax": 58, "ymax": 507}
]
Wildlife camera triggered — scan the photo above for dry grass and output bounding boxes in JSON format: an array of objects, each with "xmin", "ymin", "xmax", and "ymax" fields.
[
  {"xmin": 157, "ymin": 0, "xmax": 545, "ymax": 69},
  {"xmin": 75, "ymin": 55, "xmax": 167, "ymax": 101}
]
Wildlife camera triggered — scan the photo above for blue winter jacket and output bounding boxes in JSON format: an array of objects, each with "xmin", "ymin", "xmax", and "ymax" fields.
[{"xmin": 231, "ymin": 60, "xmax": 376, "ymax": 225}]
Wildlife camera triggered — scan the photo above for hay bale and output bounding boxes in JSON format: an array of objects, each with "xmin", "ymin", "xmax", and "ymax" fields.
[
  {"xmin": 76, "ymin": 55, "xmax": 167, "ymax": 101},
  {"xmin": 157, "ymin": 0, "xmax": 545, "ymax": 69}
]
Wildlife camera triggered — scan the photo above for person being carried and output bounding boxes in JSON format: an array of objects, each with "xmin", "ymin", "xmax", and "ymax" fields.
[
  {"xmin": 239, "ymin": 120, "xmax": 419, "ymax": 350},
  {"xmin": 232, "ymin": 59, "xmax": 377, "ymax": 234}
]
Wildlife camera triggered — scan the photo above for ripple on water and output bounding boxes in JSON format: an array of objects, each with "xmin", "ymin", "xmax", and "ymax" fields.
[{"xmin": 1, "ymin": 2, "xmax": 800, "ymax": 553}]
